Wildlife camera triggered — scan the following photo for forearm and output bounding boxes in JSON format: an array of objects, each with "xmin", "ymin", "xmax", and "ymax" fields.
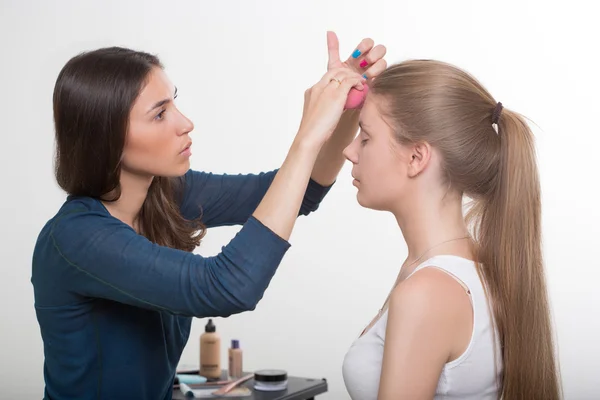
[
  {"xmin": 310, "ymin": 109, "xmax": 360, "ymax": 185},
  {"xmin": 49, "ymin": 210, "xmax": 291, "ymax": 318},
  {"xmin": 252, "ymin": 137, "xmax": 320, "ymax": 241}
]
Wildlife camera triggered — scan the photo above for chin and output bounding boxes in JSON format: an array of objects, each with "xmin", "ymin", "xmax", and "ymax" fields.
[
  {"xmin": 173, "ymin": 160, "xmax": 191, "ymax": 176},
  {"xmin": 356, "ymin": 192, "xmax": 370, "ymax": 208},
  {"xmin": 356, "ymin": 192, "xmax": 388, "ymax": 211},
  {"xmin": 157, "ymin": 164, "xmax": 190, "ymax": 178},
  {"xmin": 178, "ymin": 162, "xmax": 191, "ymax": 175}
]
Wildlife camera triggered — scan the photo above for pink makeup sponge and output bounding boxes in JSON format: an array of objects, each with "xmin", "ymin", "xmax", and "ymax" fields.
[{"xmin": 344, "ymin": 83, "xmax": 369, "ymax": 110}]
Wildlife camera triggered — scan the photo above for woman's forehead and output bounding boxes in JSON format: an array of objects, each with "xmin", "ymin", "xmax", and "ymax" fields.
[
  {"xmin": 132, "ymin": 69, "xmax": 175, "ymax": 114},
  {"xmin": 360, "ymin": 96, "xmax": 392, "ymax": 133}
]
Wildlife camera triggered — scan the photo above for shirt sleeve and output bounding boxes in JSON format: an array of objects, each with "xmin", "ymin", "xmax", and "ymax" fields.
[
  {"xmin": 50, "ymin": 208, "xmax": 290, "ymax": 318},
  {"xmin": 178, "ymin": 169, "xmax": 333, "ymax": 227}
]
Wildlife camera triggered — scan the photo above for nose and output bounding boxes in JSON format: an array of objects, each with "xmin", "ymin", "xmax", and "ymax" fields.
[
  {"xmin": 176, "ymin": 108, "xmax": 194, "ymax": 136},
  {"xmin": 343, "ymin": 138, "xmax": 358, "ymax": 164}
]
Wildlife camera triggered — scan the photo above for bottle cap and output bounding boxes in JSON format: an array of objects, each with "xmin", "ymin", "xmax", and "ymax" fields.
[
  {"xmin": 231, "ymin": 339, "xmax": 240, "ymax": 349},
  {"xmin": 205, "ymin": 319, "xmax": 216, "ymax": 333}
]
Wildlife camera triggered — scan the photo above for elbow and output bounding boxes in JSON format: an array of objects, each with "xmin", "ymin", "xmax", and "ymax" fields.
[
  {"xmin": 187, "ymin": 297, "xmax": 258, "ymax": 319},
  {"xmin": 238, "ymin": 299, "xmax": 259, "ymax": 314},
  {"xmin": 222, "ymin": 265, "xmax": 275, "ymax": 314},
  {"xmin": 193, "ymin": 226, "xmax": 285, "ymax": 317},
  {"xmin": 201, "ymin": 293, "xmax": 260, "ymax": 318},
  {"xmin": 227, "ymin": 289, "xmax": 264, "ymax": 315},
  {"xmin": 191, "ymin": 263, "xmax": 267, "ymax": 318}
]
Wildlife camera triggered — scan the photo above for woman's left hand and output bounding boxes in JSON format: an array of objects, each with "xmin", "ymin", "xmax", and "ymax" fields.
[{"xmin": 326, "ymin": 31, "xmax": 387, "ymax": 81}]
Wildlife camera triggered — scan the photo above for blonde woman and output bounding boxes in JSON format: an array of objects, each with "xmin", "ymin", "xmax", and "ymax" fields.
[{"xmin": 342, "ymin": 60, "xmax": 560, "ymax": 400}]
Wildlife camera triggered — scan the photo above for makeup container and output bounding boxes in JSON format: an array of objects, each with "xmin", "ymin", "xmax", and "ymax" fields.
[
  {"xmin": 228, "ymin": 339, "xmax": 243, "ymax": 379},
  {"xmin": 253, "ymin": 369, "xmax": 288, "ymax": 391},
  {"xmin": 199, "ymin": 319, "xmax": 221, "ymax": 379}
]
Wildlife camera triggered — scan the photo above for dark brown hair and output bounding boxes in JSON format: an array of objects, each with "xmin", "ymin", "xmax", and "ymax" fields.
[
  {"xmin": 372, "ymin": 60, "xmax": 561, "ymax": 399},
  {"xmin": 53, "ymin": 46, "xmax": 205, "ymax": 251}
]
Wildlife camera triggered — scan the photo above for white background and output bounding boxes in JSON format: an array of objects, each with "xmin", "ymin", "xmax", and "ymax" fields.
[{"xmin": 1, "ymin": 0, "xmax": 598, "ymax": 398}]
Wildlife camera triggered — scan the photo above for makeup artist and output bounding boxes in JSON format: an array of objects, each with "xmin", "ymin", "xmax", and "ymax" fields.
[{"xmin": 31, "ymin": 32, "xmax": 387, "ymax": 399}]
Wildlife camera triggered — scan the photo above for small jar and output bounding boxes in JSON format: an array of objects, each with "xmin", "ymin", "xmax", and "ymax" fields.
[{"xmin": 253, "ymin": 369, "xmax": 288, "ymax": 391}]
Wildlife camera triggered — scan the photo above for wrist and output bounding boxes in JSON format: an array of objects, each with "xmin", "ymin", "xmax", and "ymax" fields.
[{"xmin": 292, "ymin": 131, "xmax": 326, "ymax": 154}]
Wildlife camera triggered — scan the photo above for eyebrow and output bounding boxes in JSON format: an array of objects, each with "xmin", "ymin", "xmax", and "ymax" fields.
[{"xmin": 146, "ymin": 86, "xmax": 178, "ymax": 114}]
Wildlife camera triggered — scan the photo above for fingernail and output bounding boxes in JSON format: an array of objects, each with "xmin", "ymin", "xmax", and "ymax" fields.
[
  {"xmin": 352, "ymin": 49, "xmax": 361, "ymax": 58},
  {"xmin": 359, "ymin": 59, "xmax": 368, "ymax": 68},
  {"xmin": 363, "ymin": 74, "xmax": 368, "ymax": 80}
]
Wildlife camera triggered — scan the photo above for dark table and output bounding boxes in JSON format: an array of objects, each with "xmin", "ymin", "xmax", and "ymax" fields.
[{"xmin": 172, "ymin": 370, "xmax": 328, "ymax": 400}]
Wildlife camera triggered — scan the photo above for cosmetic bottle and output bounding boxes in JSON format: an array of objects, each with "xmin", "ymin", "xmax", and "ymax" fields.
[
  {"xmin": 228, "ymin": 339, "xmax": 243, "ymax": 379},
  {"xmin": 199, "ymin": 319, "xmax": 221, "ymax": 379}
]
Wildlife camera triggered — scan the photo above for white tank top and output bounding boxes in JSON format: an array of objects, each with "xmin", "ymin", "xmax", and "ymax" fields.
[{"xmin": 342, "ymin": 255, "xmax": 502, "ymax": 400}]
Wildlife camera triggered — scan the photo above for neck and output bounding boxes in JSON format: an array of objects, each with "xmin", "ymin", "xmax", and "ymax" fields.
[
  {"xmin": 102, "ymin": 169, "xmax": 153, "ymax": 230},
  {"xmin": 393, "ymin": 188, "xmax": 471, "ymax": 269}
]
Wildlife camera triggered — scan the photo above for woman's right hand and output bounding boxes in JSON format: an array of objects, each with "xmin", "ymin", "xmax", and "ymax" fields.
[
  {"xmin": 296, "ymin": 68, "xmax": 366, "ymax": 149},
  {"xmin": 252, "ymin": 67, "xmax": 365, "ymax": 242}
]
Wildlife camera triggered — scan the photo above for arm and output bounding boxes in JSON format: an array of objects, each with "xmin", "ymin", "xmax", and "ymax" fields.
[
  {"xmin": 51, "ymin": 68, "xmax": 362, "ymax": 316},
  {"xmin": 50, "ymin": 208, "xmax": 289, "ymax": 317},
  {"xmin": 180, "ymin": 32, "xmax": 388, "ymax": 223},
  {"xmin": 310, "ymin": 109, "xmax": 360, "ymax": 185},
  {"xmin": 310, "ymin": 31, "xmax": 387, "ymax": 185},
  {"xmin": 251, "ymin": 139, "xmax": 322, "ymax": 241},
  {"xmin": 250, "ymin": 68, "xmax": 365, "ymax": 241},
  {"xmin": 179, "ymin": 168, "xmax": 332, "ymax": 228},
  {"xmin": 378, "ymin": 268, "xmax": 471, "ymax": 399}
]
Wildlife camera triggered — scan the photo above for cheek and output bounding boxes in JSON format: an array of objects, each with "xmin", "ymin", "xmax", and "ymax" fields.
[
  {"xmin": 362, "ymin": 150, "xmax": 394, "ymax": 186},
  {"xmin": 357, "ymin": 149, "xmax": 404, "ymax": 208},
  {"xmin": 122, "ymin": 122, "xmax": 177, "ymax": 172}
]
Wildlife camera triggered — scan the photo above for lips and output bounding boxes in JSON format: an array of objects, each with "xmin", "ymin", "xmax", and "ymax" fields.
[{"xmin": 180, "ymin": 141, "xmax": 192, "ymax": 154}]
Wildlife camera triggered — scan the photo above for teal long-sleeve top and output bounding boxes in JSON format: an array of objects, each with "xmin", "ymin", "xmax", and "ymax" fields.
[{"xmin": 31, "ymin": 169, "xmax": 332, "ymax": 400}]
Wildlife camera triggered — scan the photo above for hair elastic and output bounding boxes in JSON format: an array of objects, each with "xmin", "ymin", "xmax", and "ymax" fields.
[{"xmin": 492, "ymin": 101, "xmax": 503, "ymax": 133}]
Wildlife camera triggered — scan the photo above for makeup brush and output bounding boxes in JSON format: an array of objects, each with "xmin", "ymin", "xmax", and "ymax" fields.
[{"xmin": 212, "ymin": 373, "xmax": 254, "ymax": 395}]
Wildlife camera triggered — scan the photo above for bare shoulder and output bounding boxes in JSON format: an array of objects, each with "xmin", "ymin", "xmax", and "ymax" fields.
[
  {"xmin": 379, "ymin": 266, "xmax": 474, "ymax": 397},
  {"xmin": 389, "ymin": 266, "xmax": 472, "ymax": 328}
]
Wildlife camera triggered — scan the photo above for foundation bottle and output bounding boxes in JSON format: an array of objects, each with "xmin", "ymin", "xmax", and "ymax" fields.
[
  {"xmin": 199, "ymin": 319, "xmax": 221, "ymax": 379},
  {"xmin": 228, "ymin": 339, "xmax": 243, "ymax": 379}
]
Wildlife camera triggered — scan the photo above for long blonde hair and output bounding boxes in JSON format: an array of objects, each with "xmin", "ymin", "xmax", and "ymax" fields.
[{"xmin": 371, "ymin": 60, "xmax": 560, "ymax": 399}]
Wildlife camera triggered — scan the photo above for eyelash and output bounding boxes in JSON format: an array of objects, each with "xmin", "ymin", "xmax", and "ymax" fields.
[
  {"xmin": 361, "ymin": 138, "xmax": 369, "ymax": 146},
  {"xmin": 155, "ymin": 93, "xmax": 177, "ymax": 122},
  {"xmin": 155, "ymin": 109, "xmax": 166, "ymax": 121}
]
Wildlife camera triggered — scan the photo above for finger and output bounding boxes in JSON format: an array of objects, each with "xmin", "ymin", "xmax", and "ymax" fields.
[
  {"xmin": 314, "ymin": 68, "xmax": 345, "ymax": 93},
  {"xmin": 336, "ymin": 76, "xmax": 365, "ymax": 97},
  {"xmin": 338, "ymin": 69, "xmax": 367, "ymax": 89},
  {"xmin": 304, "ymin": 88, "xmax": 311, "ymax": 105},
  {"xmin": 329, "ymin": 71, "xmax": 365, "ymax": 91},
  {"xmin": 309, "ymin": 72, "xmax": 342, "ymax": 101},
  {"xmin": 363, "ymin": 58, "xmax": 388, "ymax": 80},
  {"xmin": 345, "ymin": 38, "xmax": 375, "ymax": 65},
  {"xmin": 315, "ymin": 67, "xmax": 362, "ymax": 91},
  {"xmin": 357, "ymin": 44, "xmax": 387, "ymax": 70},
  {"xmin": 322, "ymin": 76, "xmax": 347, "ymax": 96},
  {"xmin": 322, "ymin": 69, "xmax": 363, "ymax": 96},
  {"xmin": 326, "ymin": 31, "xmax": 341, "ymax": 69},
  {"xmin": 330, "ymin": 67, "xmax": 366, "ymax": 83}
]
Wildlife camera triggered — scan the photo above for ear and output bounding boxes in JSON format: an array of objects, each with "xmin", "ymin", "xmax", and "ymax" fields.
[{"xmin": 407, "ymin": 141, "xmax": 432, "ymax": 178}]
